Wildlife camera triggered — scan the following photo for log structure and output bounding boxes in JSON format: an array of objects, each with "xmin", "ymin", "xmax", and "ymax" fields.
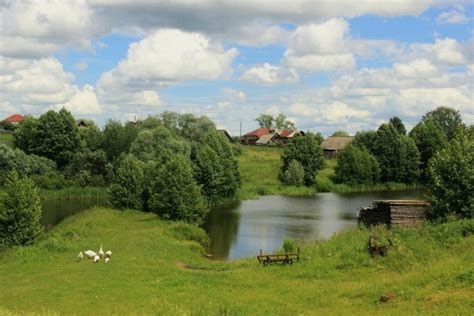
[{"xmin": 358, "ymin": 200, "xmax": 428, "ymax": 227}]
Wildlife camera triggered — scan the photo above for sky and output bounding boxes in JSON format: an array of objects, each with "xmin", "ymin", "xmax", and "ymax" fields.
[{"xmin": 0, "ymin": 0, "xmax": 473, "ymax": 136}]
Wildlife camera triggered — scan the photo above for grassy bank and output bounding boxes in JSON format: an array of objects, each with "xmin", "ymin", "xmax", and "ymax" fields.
[
  {"xmin": 236, "ymin": 145, "xmax": 422, "ymax": 199},
  {"xmin": 0, "ymin": 208, "xmax": 472, "ymax": 315}
]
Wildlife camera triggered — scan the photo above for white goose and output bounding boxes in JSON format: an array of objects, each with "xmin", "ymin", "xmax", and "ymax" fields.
[
  {"xmin": 105, "ymin": 250, "xmax": 112, "ymax": 258},
  {"xmin": 84, "ymin": 250, "xmax": 97, "ymax": 259},
  {"xmin": 93, "ymin": 255, "xmax": 100, "ymax": 263},
  {"xmin": 98, "ymin": 245, "xmax": 105, "ymax": 258},
  {"xmin": 77, "ymin": 251, "xmax": 84, "ymax": 261}
]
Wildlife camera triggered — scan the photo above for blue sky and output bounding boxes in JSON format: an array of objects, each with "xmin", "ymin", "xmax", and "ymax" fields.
[{"xmin": 0, "ymin": 1, "xmax": 472, "ymax": 136}]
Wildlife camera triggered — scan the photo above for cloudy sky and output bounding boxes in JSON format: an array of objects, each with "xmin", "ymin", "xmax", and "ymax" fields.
[{"xmin": 0, "ymin": 0, "xmax": 473, "ymax": 136}]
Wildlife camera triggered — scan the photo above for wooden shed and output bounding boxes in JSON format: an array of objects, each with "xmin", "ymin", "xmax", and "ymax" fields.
[
  {"xmin": 358, "ymin": 200, "xmax": 428, "ymax": 227},
  {"xmin": 320, "ymin": 136, "xmax": 353, "ymax": 158}
]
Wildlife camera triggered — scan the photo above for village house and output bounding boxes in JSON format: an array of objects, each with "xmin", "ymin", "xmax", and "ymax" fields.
[
  {"xmin": 320, "ymin": 136, "xmax": 353, "ymax": 158},
  {"xmin": 2, "ymin": 114, "xmax": 25, "ymax": 125},
  {"xmin": 241, "ymin": 127, "xmax": 304, "ymax": 146}
]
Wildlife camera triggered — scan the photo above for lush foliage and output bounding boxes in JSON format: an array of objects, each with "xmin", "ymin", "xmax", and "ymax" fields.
[
  {"xmin": 422, "ymin": 106, "xmax": 464, "ymax": 140},
  {"xmin": 389, "ymin": 116, "xmax": 406, "ymax": 135},
  {"xmin": 255, "ymin": 113, "xmax": 295, "ymax": 130},
  {"xmin": 331, "ymin": 130, "xmax": 349, "ymax": 137},
  {"xmin": 108, "ymin": 155, "xmax": 145, "ymax": 210},
  {"xmin": 334, "ymin": 144, "xmax": 380, "ymax": 185},
  {"xmin": 281, "ymin": 133, "xmax": 325, "ymax": 186},
  {"xmin": 409, "ymin": 119, "xmax": 447, "ymax": 180},
  {"xmin": 281, "ymin": 160, "xmax": 305, "ymax": 186},
  {"xmin": 147, "ymin": 155, "xmax": 208, "ymax": 224},
  {"xmin": 427, "ymin": 130, "xmax": 473, "ymax": 219},
  {"xmin": 0, "ymin": 172, "xmax": 42, "ymax": 247},
  {"xmin": 102, "ymin": 120, "xmax": 139, "ymax": 162},
  {"xmin": 372, "ymin": 123, "xmax": 420, "ymax": 183}
]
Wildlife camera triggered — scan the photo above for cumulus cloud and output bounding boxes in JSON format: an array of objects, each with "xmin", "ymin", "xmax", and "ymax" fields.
[
  {"xmin": 222, "ymin": 88, "xmax": 247, "ymax": 102},
  {"xmin": 241, "ymin": 63, "xmax": 299, "ymax": 85},
  {"xmin": 283, "ymin": 19, "xmax": 355, "ymax": 72},
  {"xmin": 437, "ymin": 7, "xmax": 469, "ymax": 24}
]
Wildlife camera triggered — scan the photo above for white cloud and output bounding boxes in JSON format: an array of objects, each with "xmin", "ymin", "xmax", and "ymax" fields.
[
  {"xmin": 283, "ymin": 19, "xmax": 356, "ymax": 72},
  {"xmin": 325, "ymin": 101, "xmax": 370, "ymax": 122},
  {"xmin": 58, "ymin": 85, "xmax": 102, "ymax": 115},
  {"xmin": 437, "ymin": 8, "xmax": 469, "ymax": 24},
  {"xmin": 241, "ymin": 63, "xmax": 299, "ymax": 85},
  {"xmin": 223, "ymin": 88, "xmax": 247, "ymax": 102},
  {"xmin": 408, "ymin": 38, "xmax": 467, "ymax": 65}
]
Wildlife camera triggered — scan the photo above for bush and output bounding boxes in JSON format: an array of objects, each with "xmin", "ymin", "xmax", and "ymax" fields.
[
  {"xmin": 427, "ymin": 130, "xmax": 473, "ymax": 219},
  {"xmin": 0, "ymin": 172, "xmax": 42, "ymax": 247},
  {"xmin": 334, "ymin": 144, "xmax": 380, "ymax": 185},
  {"xmin": 282, "ymin": 239, "xmax": 297, "ymax": 253},
  {"xmin": 171, "ymin": 222, "xmax": 210, "ymax": 248},
  {"xmin": 30, "ymin": 171, "xmax": 74, "ymax": 190},
  {"xmin": 280, "ymin": 133, "xmax": 325, "ymax": 186},
  {"xmin": 108, "ymin": 155, "xmax": 145, "ymax": 210},
  {"xmin": 147, "ymin": 154, "xmax": 208, "ymax": 224},
  {"xmin": 282, "ymin": 160, "xmax": 305, "ymax": 186}
]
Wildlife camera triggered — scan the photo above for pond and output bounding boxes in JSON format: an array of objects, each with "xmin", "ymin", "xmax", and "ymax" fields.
[
  {"xmin": 202, "ymin": 190, "xmax": 425, "ymax": 260},
  {"xmin": 40, "ymin": 190, "xmax": 425, "ymax": 260}
]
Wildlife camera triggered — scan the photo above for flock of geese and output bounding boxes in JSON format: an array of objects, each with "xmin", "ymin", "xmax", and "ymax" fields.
[{"xmin": 77, "ymin": 245, "xmax": 112, "ymax": 263}]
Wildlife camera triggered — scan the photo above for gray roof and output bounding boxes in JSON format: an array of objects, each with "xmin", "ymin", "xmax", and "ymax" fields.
[
  {"xmin": 321, "ymin": 136, "xmax": 353, "ymax": 150},
  {"xmin": 256, "ymin": 133, "xmax": 277, "ymax": 145}
]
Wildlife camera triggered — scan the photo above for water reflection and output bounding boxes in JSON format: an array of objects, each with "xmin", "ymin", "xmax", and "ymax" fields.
[{"xmin": 203, "ymin": 190, "xmax": 425, "ymax": 260}]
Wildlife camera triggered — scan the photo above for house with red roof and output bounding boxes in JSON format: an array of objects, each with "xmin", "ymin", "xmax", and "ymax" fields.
[
  {"xmin": 241, "ymin": 127, "xmax": 304, "ymax": 145},
  {"xmin": 241, "ymin": 127, "xmax": 270, "ymax": 145},
  {"xmin": 3, "ymin": 114, "xmax": 25, "ymax": 125}
]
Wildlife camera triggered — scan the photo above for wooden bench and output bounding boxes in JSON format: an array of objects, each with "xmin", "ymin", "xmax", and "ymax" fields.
[{"xmin": 257, "ymin": 249, "xmax": 300, "ymax": 265}]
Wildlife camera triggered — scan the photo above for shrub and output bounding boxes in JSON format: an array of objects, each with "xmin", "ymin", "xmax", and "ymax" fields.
[
  {"xmin": 30, "ymin": 171, "xmax": 73, "ymax": 190},
  {"xmin": 282, "ymin": 239, "xmax": 297, "ymax": 253},
  {"xmin": 0, "ymin": 172, "xmax": 42, "ymax": 247},
  {"xmin": 334, "ymin": 144, "xmax": 380, "ymax": 185},
  {"xmin": 171, "ymin": 222, "xmax": 210, "ymax": 248},
  {"xmin": 282, "ymin": 160, "xmax": 305, "ymax": 186},
  {"xmin": 281, "ymin": 133, "xmax": 325, "ymax": 186},
  {"xmin": 427, "ymin": 130, "xmax": 473, "ymax": 219},
  {"xmin": 147, "ymin": 154, "xmax": 208, "ymax": 224},
  {"xmin": 108, "ymin": 155, "xmax": 145, "ymax": 210}
]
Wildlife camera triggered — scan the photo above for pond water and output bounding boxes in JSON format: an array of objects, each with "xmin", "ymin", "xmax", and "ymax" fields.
[
  {"xmin": 202, "ymin": 190, "xmax": 425, "ymax": 260},
  {"xmin": 40, "ymin": 190, "xmax": 425, "ymax": 260}
]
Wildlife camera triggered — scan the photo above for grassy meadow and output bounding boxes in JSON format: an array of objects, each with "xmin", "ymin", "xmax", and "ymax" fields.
[
  {"xmin": 0, "ymin": 207, "xmax": 472, "ymax": 315},
  {"xmin": 235, "ymin": 145, "xmax": 421, "ymax": 199}
]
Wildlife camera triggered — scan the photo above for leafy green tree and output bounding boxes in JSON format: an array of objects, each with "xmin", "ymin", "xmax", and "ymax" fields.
[
  {"xmin": 389, "ymin": 116, "xmax": 406, "ymax": 135},
  {"xmin": 130, "ymin": 126, "xmax": 190, "ymax": 163},
  {"xmin": 79, "ymin": 123, "xmax": 104, "ymax": 151},
  {"xmin": 352, "ymin": 130, "xmax": 377, "ymax": 154},
  {"xmin": 148, "ymin": 155, "xmax": 208, "ymax": 224},
  {"xmin": 373, "ymin": 123, "xmax": 420, "ymax": 183},
  {"xmin": 37, "ymin": 109, "xmax": 81, "ymax": 168},
  {"xmin": 274, "ymin": 113, "xmax": 295, "ymax": 130},
  {"xmin": 409, "ymin": 120, "xmax": 447, "ymax": 181},
  {"xmin": 139, "ymin": 115, "xmax": 162, "ymax": 130},
  {"xmin": 192, "ymin": 144, "xmax": 223, "ymax": 201},
  {"xmin": 281, "ymin": 133, "xmax": 325, "ymax": 186},
  {"xmin": 256, "ymin": 114, "xmax": 274, "ymax": 128},
  {"xmin": 13, "ymin": 116, "xmax": 40, "ymax": 154},
  {"xmin": 332, "ymin": 130, "xmax": 349, "ymax": 137},
  {"xmin": 422, "ymin": 106, "xmax": 464, "ymax": 140},
  {"xmin": 108, "ymin": 155, "xmax": 145, "ymax": 210},
  {"xmin": 102, "ymin": 120, "xmax": 139, "ymax": 162},
  {"xmin": 427, "ymin": 130, "xmax": 473, "ymax": 219},
  {"xmin": 334, "ymin": 144, "xmax": 380, "ymax": 185},
  {"xmin": 282, "ymin": 160, "xmax": 305, "ymax": 186},
  {"xmin": 65, "ymin": 149, "xmax": 108, "ymax": 186},
  {"xmin": 0, "ymin": 172, "xmax": 42, "ymax": 246},
  {"xmin": 0, "ymin": 120, "xmax": 14, "ymax": 131}
]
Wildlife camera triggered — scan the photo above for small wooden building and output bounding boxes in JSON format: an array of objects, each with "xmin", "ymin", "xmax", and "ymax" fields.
[
  {"xmin": 358, "ymin": 200, "xmax": 428, "ymax": 227},
  {"xmin": 241, "ymin": 128, "xmax": 270, "ymax": 145},
  {"xmin": 320, "ymin": 136, "xmax": 353, "ymax": 158},
  {"xmin": 218, "ymin": 129, "xmax": 233, "ymax": 143}
]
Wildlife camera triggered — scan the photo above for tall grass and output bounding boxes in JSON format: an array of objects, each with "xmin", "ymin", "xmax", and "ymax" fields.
[{"xmin": 38, "ymin": 186, "xmax": 108, "ymax": 200}]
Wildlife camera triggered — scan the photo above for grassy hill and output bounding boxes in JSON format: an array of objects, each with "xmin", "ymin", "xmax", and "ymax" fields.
[{"xmin": 0, "ymin": 208, "xmax": 472, "ymax": 315}]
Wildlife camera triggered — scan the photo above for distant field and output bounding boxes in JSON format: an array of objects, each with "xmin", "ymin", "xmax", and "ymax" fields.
[{"xmin": 0, "ymin": 207, "xmax": 472, "ymax": 315}]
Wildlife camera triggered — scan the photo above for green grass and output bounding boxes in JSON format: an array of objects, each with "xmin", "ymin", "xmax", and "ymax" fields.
[
  {"xmin": 0, "ymin": 132, "xmax": 13, "ymax": 145},
  {"xmin": 0, "ymin": 208, "xmax": 472, "ymax": 315},
  {"xmin": 236, "ymin": 145, "xmax": 422, "ymax": 199}
]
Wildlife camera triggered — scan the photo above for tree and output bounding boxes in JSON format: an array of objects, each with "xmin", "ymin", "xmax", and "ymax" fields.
[
  {"xmin": 192, "ymin": 144, "xmax": 223, "ymax": 201},
  {"xmin": 409, "ymin": 120, "xmax": 447, "ymax": 181},
  {"xmin": 332, "ymin": 130, "xmax": 350, "ymax": 137},
  {"xmin": 422, "ymin": 106, "xmax": 464, "ymax": 140},
  {"xmin": 16, "ymin": 109, "xmax": 82, "ymax": 169},
  {"xmin": 108, "ymin": 155, "xmax": 145, "ymax": 210},
  {"xmin": 0, "ymin": 120, "xmax": 14, "ymax": 131},
  {"xmin": 274, "ymin": 114, "xmax": 295, "ymax": 130},
  {"xmin": 352, "ymin": 130, "xmax": 377, "ymax": 154},
  {"xmin": 0, "ymin": 172, "xmax": 42, "ymax": 246},
  {"xmin": 256, "ymin": 114, "xmax": 274, "ymax": 128},
  {"xmin": 281, "ymin": 133, "xmax": 325, "ymax": 186},
  {"xmin": 427, "ymin": 130, "xmax": 473, "ymax": 219},
  {"xmin": 147, "ymin": 155, "xmax": 208, "ymax": 224},
  {"xmin": 372, "ymin": 123, "xmax": 420, "ymax": 183},
  {"xmin": 79, "ymin": 123, "xmax": 104, "ymax": 152},
  {"xmin": 65, "ymin": 149, "xmax": 108, "ymax": 186},
  {"xmin": 282, "ymin": 160, "xmax": 305, "ymax": 186},
  {"xmin": 334, "ymin": 144, "xmax": 380, "ymax": 185},
  {"xmin": 102, "ymin": 120, "xmax": 139, "ymax": 162},
  {"xmin": 389, "ymin": 116, "xmax": 406, "ymax": 135}
]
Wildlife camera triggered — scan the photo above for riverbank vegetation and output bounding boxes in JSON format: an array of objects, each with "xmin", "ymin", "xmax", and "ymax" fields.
[{"xmin": 0, "ymin": 207, "xmax": 472, "ymax": 314}]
